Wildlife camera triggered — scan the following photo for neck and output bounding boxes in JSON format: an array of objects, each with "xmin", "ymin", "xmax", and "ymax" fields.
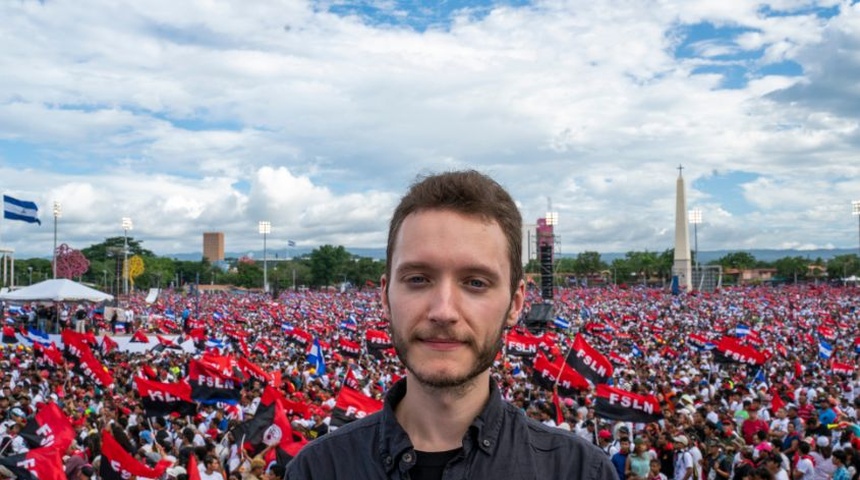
[{"xmin": 395, "ymin": 370, "xmax": 492, "ymax": 452}]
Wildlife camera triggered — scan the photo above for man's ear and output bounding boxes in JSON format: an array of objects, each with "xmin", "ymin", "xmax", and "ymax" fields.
[
  {"xmin": 380, "ymin": 274, "xmax": 390, "ymax": 318},
  {"xmin": 506, "ymin": 279, "xmax": 526, "ymax": 328}
]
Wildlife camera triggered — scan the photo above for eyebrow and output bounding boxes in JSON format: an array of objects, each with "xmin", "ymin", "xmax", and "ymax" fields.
[{"xmin": 394, "ymin": 261, "xmax": 502, "ymax": 281}]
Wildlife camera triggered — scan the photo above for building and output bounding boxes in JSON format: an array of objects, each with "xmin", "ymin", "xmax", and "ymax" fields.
[{"xmin": 202, "ymin": 232, "xmax": 225, "ymax": 262}]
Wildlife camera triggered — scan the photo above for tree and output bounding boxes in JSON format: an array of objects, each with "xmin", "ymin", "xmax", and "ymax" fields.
[
  {"xmin": 309, "ymin": 245, "xmax": 351, "ymax": 287},
  {"xmin": 572, "ymin": 251, "xmax": 606, "ymax": 276},
  {"xmin": 81, "ymin": 236, "xmax": 155, "ymax": 260},
  {"xmin": 715, "ymin": 251, "xmax": 758, "ymax": 270},
  {"xmin": 773, "ymin": 256, "xmax": 810, "ymax": 283},
  {"xmin": 826, "ymin": 254, "xmax": 860, "ymax": 280},
  {"xmin": 344, "ymin": 257, "xmax": 386, "ymax": 289}
]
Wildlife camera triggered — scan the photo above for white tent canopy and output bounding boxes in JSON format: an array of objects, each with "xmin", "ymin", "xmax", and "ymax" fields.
[{"xmin": 0, "ymin": 278, "xmax": 113, "ymax": 302}]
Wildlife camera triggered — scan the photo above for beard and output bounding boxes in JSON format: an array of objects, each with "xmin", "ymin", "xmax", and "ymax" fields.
[{"xmin": 391, "ymin": 311, "xmax": 508, "ymax": 391}]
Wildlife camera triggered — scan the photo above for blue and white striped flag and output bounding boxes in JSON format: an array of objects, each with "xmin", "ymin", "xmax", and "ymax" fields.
[
  {"xmin": 281, "ymin": 322, "xmax": 294, "ymax": 332},
  {"xmin": 631, "ymin": 343, "xmax": 643, "ymax": 358},
  {"xmin": 819, "ymin": 340, "xmax": 833, "ymax": 360},
  {"xmin": 307, "ymin": 337, "xmax": 326, "ymax": 376},
  {"xmin": 25, "ymin": 327, "xmax": 50, "ymax": 346},
  {"xmin": 288, "ymin": 240, "xmax": 296, "ymax": 247},
  {"xmin": 3, "ymin": 195, "xmax": 41, "ymax": 225},
  {"xmin": 735, "ymin": 324, "xmax": 751, "ymax": 337},
  {"xmin": 206, "ymin": 338, "xmax": 225, "ymax": 350},
  {"xmin": 553, "ymin": 316, "xmax": 571, "ymax": 330}
]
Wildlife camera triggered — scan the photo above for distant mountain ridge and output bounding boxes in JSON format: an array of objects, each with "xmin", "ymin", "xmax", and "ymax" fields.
[{"xmin": 167, "ymin": 247, "xmax": 858, "ymax": 263}]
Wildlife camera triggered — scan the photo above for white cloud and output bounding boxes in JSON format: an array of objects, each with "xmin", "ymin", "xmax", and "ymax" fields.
[{"xmin": 0, "ymin": 0, "xmax": 858, "ymax": 261}]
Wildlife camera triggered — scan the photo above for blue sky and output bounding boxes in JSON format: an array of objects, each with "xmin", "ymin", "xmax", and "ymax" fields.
[{"xmin": 1, "ymin": 0, "xmax": 859, "ymax": 259}]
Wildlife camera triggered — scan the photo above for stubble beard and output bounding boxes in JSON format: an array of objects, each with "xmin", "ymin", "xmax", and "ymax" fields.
[{"xmin": 391, "ymin": 310, "xmax": 508, "ymax": 394}]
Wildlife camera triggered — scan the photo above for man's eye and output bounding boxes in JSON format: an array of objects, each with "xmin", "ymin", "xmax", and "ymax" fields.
[
  {"xmin": 466, "ymin": 279, "xmax": 488, "ymax": 289},
  {"xmin": 405, "ymin": 276, "xmax": 427, "ymax": 285}
]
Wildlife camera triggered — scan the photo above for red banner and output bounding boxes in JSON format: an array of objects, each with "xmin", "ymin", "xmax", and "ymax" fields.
[
  {"xmin": 505, "ymin": 329, "xmax": 540, "ymax": 357},
  {"xmin": 594, "ymin": 384, "xmax": 663, "ymax": 423},
  {"xmin": 330, "ymin": 386, "xmax": 383, "ymax": 427},
  {"xmin": 20, "ymin": 402, "xmax": 74, "ymax": 451},
  {"xmin": 100, "ymin": 429, "xmax": 171, "ymax": 480},
  {"xmin": 134, "ymin": 377, "xmax": 196, "ymax": 417},
  {"xmin": 566, "ymin": 334, "xmax": 613, "ymax": 384},
  {"xmin": 714, "ymin": 336, "xmax": 766, "ymax": 366}
]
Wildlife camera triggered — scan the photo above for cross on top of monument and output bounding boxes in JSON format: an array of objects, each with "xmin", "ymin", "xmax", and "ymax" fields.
[{"xmin": 677, "ymin": 164, "xmax": 684, "ymax": 176}]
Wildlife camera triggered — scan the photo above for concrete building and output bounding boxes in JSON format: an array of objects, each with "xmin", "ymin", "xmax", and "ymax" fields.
[
  {"xmin": 672, "ymin": 168, "xmax": 692, "ymax": 291},
  {"xmin": 202, "ymin": 232, "xmax": 225, "ymax": 262}
]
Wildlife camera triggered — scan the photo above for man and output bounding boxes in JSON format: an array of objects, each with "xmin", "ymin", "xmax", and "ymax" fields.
[
  {"xmin": 286, "ymin": 171, "xmax": 616, "ymax": 479},
  {"xmin": 673, "ymin": 435, "xmax": 694, "ymax": 480},
  {"xmin": 741, "ymin": 405, "xmax": 769, "ymax": 445}
]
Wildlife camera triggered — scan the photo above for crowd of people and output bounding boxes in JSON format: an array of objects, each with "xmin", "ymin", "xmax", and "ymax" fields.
[{"xmin": 0, "ymin": 281, "xmax": 858, "ymax": 480}]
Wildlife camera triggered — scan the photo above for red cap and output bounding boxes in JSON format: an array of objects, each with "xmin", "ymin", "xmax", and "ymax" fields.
[{"xmin": 598, "ymin": 430, "xmax": 612, "ymax": 440}]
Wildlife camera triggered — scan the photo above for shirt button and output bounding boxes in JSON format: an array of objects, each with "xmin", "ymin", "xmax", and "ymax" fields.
[
  {"xmin": 482, "ymin": 439, "xmax": 491, "ymax": 447},
  {"xmin": 384, "ymin": 456, "xmax": 393, "ymax": 466},
  {"xmin": 402, "ymin": 453, "xmax": 413, "ymax": 463}
]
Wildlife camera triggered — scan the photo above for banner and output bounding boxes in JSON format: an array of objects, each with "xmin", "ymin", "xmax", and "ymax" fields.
[
  {"xmin": 530, "ymin": 352, "xmax": 589, "ymax": 396},
  {"xmin": 713, "ymin": 335, "xmax": 766, "ymax": 366},
  {"xmin": 19, "ymin": 402, "xmax": 74, "ymax": 451},
  {"xmin": 99, "ymin": 429, "xmax": 171, "ymax": 480},
  {"xmin": 3, "ymin": 195, "xmax": 41, "ymax": 225},
  {"xmin": 565, "ymin": 334, "xmax": 613, "ymax": 385},
  {"xmin": 505, "ymin": 329, "xmax": 540, "ymax": 357},
  {"xmin": 134, "ymin": 377, "xmax": 197, "ymax": 418},
  {"xmin": 594, "ymin": 384, "xmax": 663, "ymax": 423},
  {"xmin": 0, "ymin": 446, "xmax": 63, "ymax": 480},
  {"xmin": 188, "ymin": 359, "xmax": 242, "ymax": 405},
  {"xmin": 330, "ymin": 386, "xmax": 383, "ymax": 428},
  {"xmin": 337, "ymin": 337, "xmax": 361, "ymax": 359}
]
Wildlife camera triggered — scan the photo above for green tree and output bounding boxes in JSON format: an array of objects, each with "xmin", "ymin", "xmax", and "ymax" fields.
[
  {"xmin": 827, "ymin": 254, "xmax": 860, "ymax": 280},
  {"xmin": 309, "ymin": 245, "xmax": 351, "ymax": 287},
  {"xmin": 345, "ymin": 257, "xmax": 386, "ymax": 289},
  {"xmin": 773, "ymin": 256, "xmax": 810, "ymax": 283},
  {"xmin": 81, "ymin": 236, "xmax": 155, "ymax": 260},
  {"xmin": 572, "ymin": 251, "xmax": 606, "ymax": 276},
  {"xmin": 715, "ymin": 251, "xmax": 758, "ymax": 270}
]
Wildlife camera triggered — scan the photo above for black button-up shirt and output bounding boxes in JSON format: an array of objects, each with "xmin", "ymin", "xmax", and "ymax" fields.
[{"xmin": 286, "ymin": 378, "xmax": 619, "ymax": 480}]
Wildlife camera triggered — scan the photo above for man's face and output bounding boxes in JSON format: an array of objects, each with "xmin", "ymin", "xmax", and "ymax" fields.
[{"xmin": 382, "ymin": 209, "xmax": 525, "ymax": 390}]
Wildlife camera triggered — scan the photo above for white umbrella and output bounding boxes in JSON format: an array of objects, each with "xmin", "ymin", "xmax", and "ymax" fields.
[{"xmin": 0, "ymin": 278, "xmax": 113, "ymax": 302}]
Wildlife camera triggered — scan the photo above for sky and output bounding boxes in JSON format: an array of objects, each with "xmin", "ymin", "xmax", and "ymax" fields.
[{"xmin": 1, "ymin": 0, "xmax": 860, "ymax": 260}]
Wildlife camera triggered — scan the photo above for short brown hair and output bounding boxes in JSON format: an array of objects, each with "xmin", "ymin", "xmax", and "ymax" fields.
[{"xmin": 385, "ymin": 170, "xmax": 523, "ymax": 295}]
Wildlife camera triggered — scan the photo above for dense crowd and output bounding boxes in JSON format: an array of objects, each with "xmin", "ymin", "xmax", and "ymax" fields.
[{"xmin": 0, "ymin": 282, "xmax": 858, "ymax": 480}]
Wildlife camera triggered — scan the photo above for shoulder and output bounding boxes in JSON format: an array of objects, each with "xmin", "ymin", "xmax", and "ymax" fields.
[
  {"xmin": 285, "ymin": 412, "xmax": 382, "ymax": 478},
  {"xmin": 500, "ymin": 403, "xmax": 615, "ymax": 480}
]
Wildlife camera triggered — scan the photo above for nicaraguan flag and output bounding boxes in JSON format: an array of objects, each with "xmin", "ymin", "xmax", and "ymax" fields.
[
  {"xmin": 631, "ymin": 343, "xmax": 643, "ymax": 358},
  {"xmin": 205, "ymin": 338, "xmax": 224, "ymax": 350},
  {"xmin": 735, "ymin": 324, "xmax": 750, "ymax": 337},
  {"xmin": 819, "ymin": 340, "xmax": 833, "ymax": 360},
  {"xmin": 288, "ymin": 240, "xmax": 296, "ymax": 247},
  {"xmin": 339, "ymin": 315, "xmax": 357, "ymax": 331},
  {"xmin": 3, "ymin": 195, "xmax": 41, "ymax": 225},
  {"xmin": 752, "ymin": 368, "xmax": 767, "ymax": 385},
  {"xmin": 164, "ymin": 309, "xmax": 176, "ymax": 320},
  {"xmin": 25, "ymin": 327, "xmax": 50, "ymax": 345},
  {"xmin": 580, "ymin": 306, "xmax": 592, "ymax": 319},
  {"xmin": 213, "ymin": 311, "xmax": 223, "ymax": 320},
  {"xmin": 281, "ymin": 322, "xmax": 294, "ymax": 332},
  {"xmin": 7, "ymin": 306, "xmax": 25, "ymax": 316},
  {"xmin": 308, "ymin": 337, "xmax": 326, "ymax": 376},
  {"xmin": 553, "ymin": 316, "xmax": 571, "ymax": 330}
]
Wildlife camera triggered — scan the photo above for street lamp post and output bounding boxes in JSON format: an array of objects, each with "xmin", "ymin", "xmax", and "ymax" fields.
[
  {"xmin": 259, "ymin": 221, "xmax": 271, "ymax": 293},
  {"xmin": 28, "ymin": 266, "xmax": 33, "ymax": 285},
  {"xmin": 122, "ymin": 217, "xmax": 133, "ymax": 296},
  {"xmin": 689, "ymin": 208, "xmax": 702, "ymax": 290},
  {"xmin": 853, "ymin": 201, "xmax": 860, "ymax": 258},
  {"xmin": 52, "ymin": 202, "xmax": 61, "ymax": 278}
]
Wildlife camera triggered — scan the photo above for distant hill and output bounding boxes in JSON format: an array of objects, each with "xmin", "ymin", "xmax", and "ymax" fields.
[{"xmin": 167, "ymin": 247, "xmax": 857, "ymax": 264}]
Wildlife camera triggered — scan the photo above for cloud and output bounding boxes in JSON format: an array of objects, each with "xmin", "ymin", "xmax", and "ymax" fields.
[{"xmin": 0, "ymin": 0, "xmax": 858, "ymax": 260}]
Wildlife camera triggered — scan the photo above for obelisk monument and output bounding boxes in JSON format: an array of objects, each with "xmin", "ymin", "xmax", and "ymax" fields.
[{"xmin": 672, "ymin": 166, "xmax": 692, "ymax": 291}]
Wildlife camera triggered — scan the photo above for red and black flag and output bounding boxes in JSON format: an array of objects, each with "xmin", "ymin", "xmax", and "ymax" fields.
[
  {"xmin": 99, "ymin": 429, "xmax": 171, "ymax": 480},
  {"xmin": 101, "ymin": 335, "xmax": 119, "ymax": 355},
  {"xmin": 505, "ymin": 329, "xmax": 540, "ymax": 357},
  {"xmin": 238, "ymin": 357, "xmax": 273, "ymax": 386},
  {"xmin": 129, "ymin": 330, "xmax": 149, "ymax": 343},
  {"xmin": 19, "ymin": 402, "xmax": 75, "ymax": 451},
  {"xmin": 62, "ymin": 329, "xmax": 94, "ymax": 363},
  {"xmin": 552, "ymin": 389, "xmax": 565, "ymax": 425},
  {"xmin": 330, "ymin": 385, "xmax": 383, "ymax": 428},
  {"xmin": 337, "ymin": 337, "xmax": 361, "ymax": 359},
  {"xmin": 714, "ymin": 335, "xmax": 766, "ymax": 366},
  {"xmin": 594, "ymin": 384, "xmax": 663, "ymax": 424},
  {"xmin": 832, "ymin": 360, "xmax": 855, "ymax": 375},
  {"xmin": 530, "ymin": 352, "xmax": 589, "ymax": 397},
  {"xmin": 76, "ymin": 348, "xmax": 114, "ymax": 388},
  {"xmin": 365, "ymin": 329, "xmax": 392, "ymax": 358},
  {"xmin": 231, "ymin": 386, "xmax": 308, "ymax": 462},
  {"xmin": 287, "ymin": 328, "xmax": 312, "ymax": 349},
  {"xmin": 0, "ymin": 445, "xmax": 65, "ymax": 480},
  {"xmin": 134, "ymin": 377, "xmax": 197, "ymax": 418},
  {"xmin": 2, "ymin": 325, "xmax": 18, "ymax": 343},
  {"xmin": 187, "ymin": 358, "xmax": 242, "ymax": 405},
  {"xmin": 566, "ymin": 334, "xmax": 613, "ymax": 385},
  {"xmin": 33, "ymin": 342, "xmax": 64, "ymax": 368},
  {"xmin": 153, "ymin": 335, "xmax": 182, "ymax": 352},
  {"xmin": 343, "ymin": 367, "xmax": 362, "ymax": 391}
]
